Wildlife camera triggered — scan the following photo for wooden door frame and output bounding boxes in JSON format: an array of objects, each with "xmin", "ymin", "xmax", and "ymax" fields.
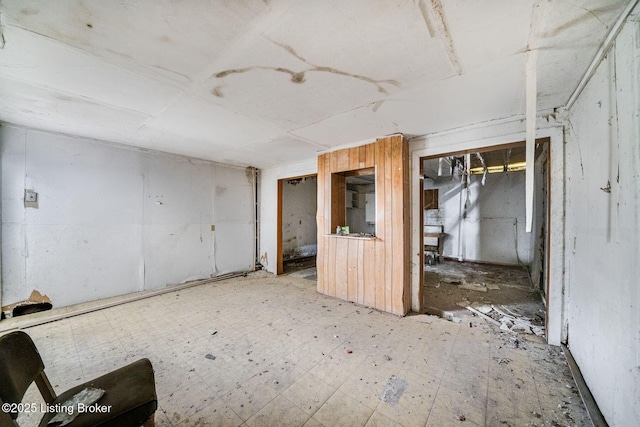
[{"xmin": 276, "ymin": 174, "xmax": 318, "ymax": 275}]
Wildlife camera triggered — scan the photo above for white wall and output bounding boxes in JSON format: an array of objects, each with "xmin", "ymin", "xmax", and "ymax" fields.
[
  {"xmin": 564, "ymin": 9, "xmax": 640, "ymax": 427},
  {"xmin": 282, "ymin": 176, "xmax": 317, "ymax": 259},
  {"xmin": 424, "ymin": 171, "xmax": 532, "ymax": 265},
  {"xmin": 259, "ymin": 160, "xmax": 316, "ymax": 273},
  {"xmin": 1, "ymin": 125, "xmax": 254, "ymax": 308},
  {"xmin": 212, "ymin": 166, "xmax": 256, "ymax": 275}
]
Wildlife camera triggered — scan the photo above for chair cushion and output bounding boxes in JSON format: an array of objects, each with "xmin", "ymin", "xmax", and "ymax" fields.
[{"xmin": 39, "ymin": 358, "xmax": 157, "ymax": 427}]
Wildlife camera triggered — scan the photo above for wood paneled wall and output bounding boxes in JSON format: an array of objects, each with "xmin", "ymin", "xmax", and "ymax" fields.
[{"xmin": 316, "ymin": 135, "xmax": 410, "ymax": 316}]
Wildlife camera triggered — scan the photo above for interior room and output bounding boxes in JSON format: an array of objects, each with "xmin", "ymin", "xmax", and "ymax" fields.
[
  {"xmin": 1, "ymin": 1, "xmax": 638, "ymax": 426},
  {"xmin": 421, "ymin": 144, "xmax": 548, "ymax": 326}
]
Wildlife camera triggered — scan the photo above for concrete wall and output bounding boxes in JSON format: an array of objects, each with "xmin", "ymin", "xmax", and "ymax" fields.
[
  {"xmin": 424, "ymin": 171, "xmax": 532, "ymax": 265},
  {"xmin": 282, "ymin": 176, "xmax": 317, "ymax": 259},
  {"xmin": 1, "ymin": 125, "xmax": 254, "ymax": 309},
  {"xmin": 259, "ymin": 160, "xmax": 316, "ymax": 273},
  {"xmin": 564, "ymin": 10, "xmax": 640, "ymax": 427}
]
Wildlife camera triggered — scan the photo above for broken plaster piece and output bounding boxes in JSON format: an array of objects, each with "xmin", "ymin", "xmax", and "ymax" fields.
[
  {"xmin": 473, "ymin": 305, "xmax": 493, "ymax": 314},
  {"xmin": 48, "ymin": 387, "xmax": 105, "ymax": 426},
  {"xmin": 459, "ymin": 283, "xmax": 488, "ymax": 292},
  {"xmin": 442, "ymin": 311, "xmax": 462, "ymax": 323},
  {"xmin": 485, "ymin": 305, "xmax": 545, "ymax": 336},
  {"xmin": 465, "ymin": 306, "xmax": 501, "ymax": 327}
]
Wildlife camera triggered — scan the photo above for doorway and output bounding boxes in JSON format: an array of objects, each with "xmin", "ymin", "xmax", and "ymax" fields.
[
  {"xmin": 277, "ymin": 175, "xmax": 318, "ymax": 275},
  {"xmin": 419, "ymin": 139, "xmax": 550, "ymax": 333}
]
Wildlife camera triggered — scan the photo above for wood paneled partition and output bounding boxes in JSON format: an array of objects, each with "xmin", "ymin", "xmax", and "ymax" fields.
[{"xmin": 316, "ymin": 135, "xmax": 410, "ymax": 316}]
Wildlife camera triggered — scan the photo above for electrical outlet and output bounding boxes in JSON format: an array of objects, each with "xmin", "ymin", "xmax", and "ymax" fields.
[
  {"xmin": 25, "ymin": 190, "xmax": 37, "ymax": 202},
  {"xmin": 24, "ymin": 189, "xmax": 39, "ymax": 208}
]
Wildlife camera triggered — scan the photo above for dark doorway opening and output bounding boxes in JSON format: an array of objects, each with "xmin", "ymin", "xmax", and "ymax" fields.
[{"xmin": 277, "ymin": 175, "xmax": 318, "ymax": 275}]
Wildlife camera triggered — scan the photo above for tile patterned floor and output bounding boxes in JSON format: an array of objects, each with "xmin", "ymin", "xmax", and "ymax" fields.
[{"xmin": 4, "ymin": 272, "xmax": 590, "ymax": 426}]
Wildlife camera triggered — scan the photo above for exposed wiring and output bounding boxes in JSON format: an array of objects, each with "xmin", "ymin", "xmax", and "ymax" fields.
[{"xmin": 475, "ymin": 152, "xmax": 487, "ymax": 185}]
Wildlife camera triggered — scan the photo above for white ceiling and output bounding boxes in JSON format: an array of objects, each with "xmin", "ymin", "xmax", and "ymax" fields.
[{"xmin": 0, "ymin": 0, "xmax": 629, "ymax": 168}]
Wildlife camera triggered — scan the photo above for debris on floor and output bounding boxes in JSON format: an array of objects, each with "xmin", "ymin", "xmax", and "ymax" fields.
[
  {"xmin": 380, "ymin": 376, "xmax": 408, "ymax": 405},
  {"xmin": 443, "ymin": 312, "xmax": 462, "ymax": 323},
  {"xmin": 423, "ymin": 261, "xmax": 543, "ymax": 326},
  {"xmin": 425, "ymin": 306, "xmax": 462, "ymax": 323},
  {"xmin": 1, "ymin": 290, "xmax": 53, "ymax": 319},
  {"xmin": 11, "ymin": 271, "xmax": 591, "ymax": 427},
  {"xmin": 459, "ymin": 282, "xmax": 488, "ymax": 292},
  {"xmin": 205, "ymin": 354, "xmax": 216, "ymax": 360},
  {"xmin": 49, "ymin": 387, "xmax": 105, "ymax": 426},
  {"xmin": 508, "ymin": 335, "xmax": 521, "ymax": 349},
  {"xmin": 465, "ymin": 304, "xmax": 544, "ymax": 336},
  {"xmin": 493, "ymin": 305, "xmax": 544, "ymax": 335},
  {"xmin": 455, "ymin": 298, "xmax": 471, "ymax": 307},
  {"xmin": 465, "ymin": 306, "xmax": 501, "ymax": 327},
  {"xmin": 472, "ymin": 305, "xmax": 492, "ymax": 314}
]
